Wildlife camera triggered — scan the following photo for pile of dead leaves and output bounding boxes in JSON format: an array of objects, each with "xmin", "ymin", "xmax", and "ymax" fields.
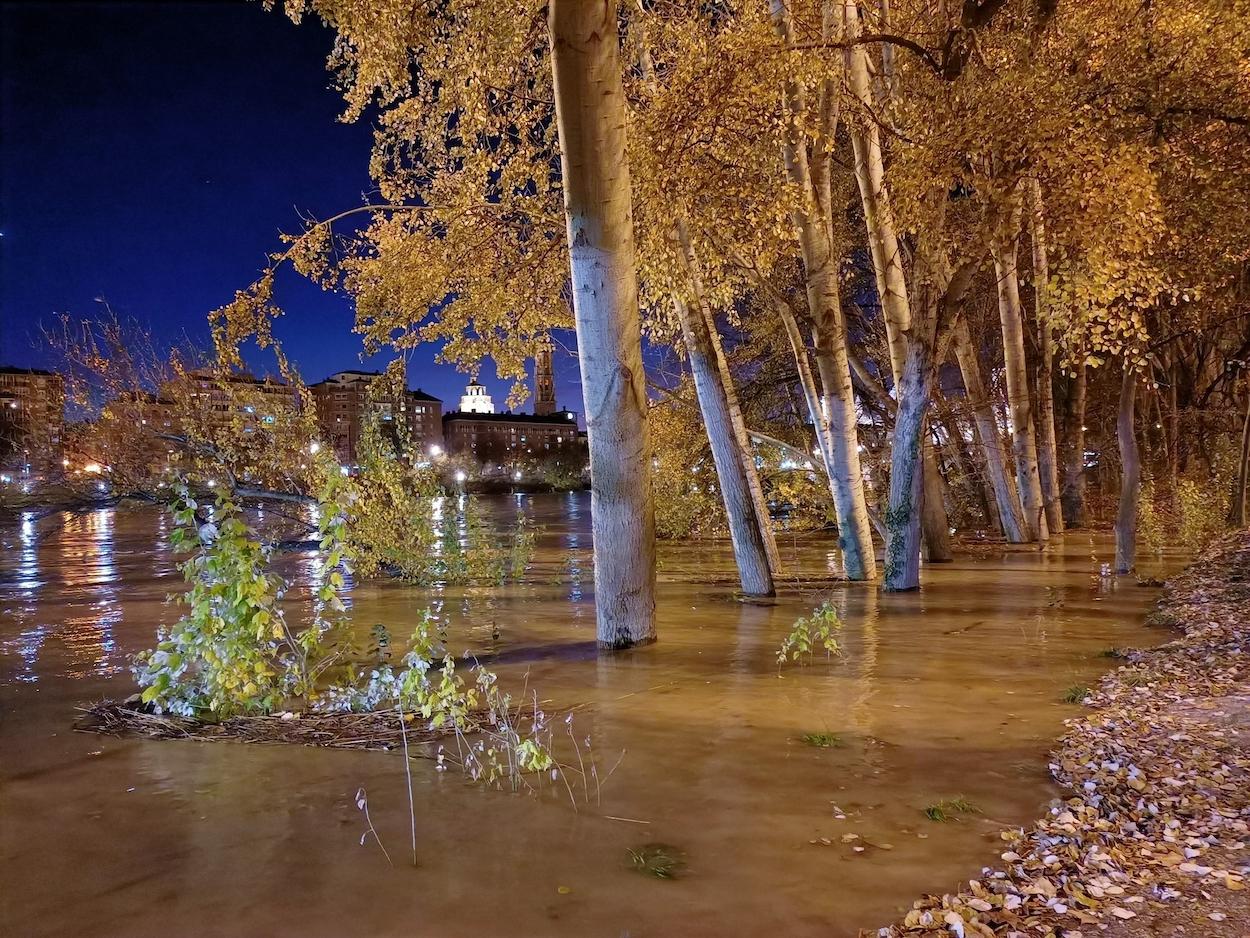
[{"xmin": 871, "ymin": 532, "xmax": 1250, "ymax": 938}]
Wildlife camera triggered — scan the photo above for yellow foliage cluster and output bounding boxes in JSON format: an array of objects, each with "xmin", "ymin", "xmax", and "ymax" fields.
[{"xmin": 234, "ymin": 0, "xmax": 1249, "ymax": 394}]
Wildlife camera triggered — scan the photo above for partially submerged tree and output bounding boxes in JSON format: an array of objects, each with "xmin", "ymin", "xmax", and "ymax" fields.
[
  {"xmin": 548, "ymin": 0, "xmax": 657, "ymax": 642},
  {"xmin": 217, "ymin": 0, "xmax": 1250, "ymax": 601},
  {"xmin": 207, "ymin": 0, "xmax": 660, "ymax": 646}
]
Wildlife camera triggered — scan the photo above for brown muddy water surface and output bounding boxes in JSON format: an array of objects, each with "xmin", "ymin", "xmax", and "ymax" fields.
[{"xmin": 1, "ymin": 495, "xmax": 1182, "ymax": 937}]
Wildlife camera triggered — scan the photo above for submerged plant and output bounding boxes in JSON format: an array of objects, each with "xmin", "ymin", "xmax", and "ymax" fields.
[
  {"xmin": 628, "ymin": 843, "xmax": 686, "ymax": 880},
  {"xmin": 1062, "ymin": 684, "xmax": 1091, "ymax": 704},
  {"xmin": 924, "ymin": 797, "xmax": 981, "ymax": 822},
  {"xmin": 132, "ymin": 482, "xmax": 296, "ymax": 718},
  {"xmin": 777, "ymin": 602, "xmax": 842, "ymax": 671},
  {"xmin": 133, "ymin": 462, "xmax": 367, "ymax": 718},
  {"xmin": 133, "ymin": 442, "xmax": 532, "ymax": 719},
  {"xmin": 798, "ymin": 732, "xmax": 843, "ymax": 748},
  {"xmin": 130, "ymin": 454, "xmax": 609, "ymax": 814},
  {"xmin": 1138, "ymin": 477, "xmax": 1231, "ymax": 555}
]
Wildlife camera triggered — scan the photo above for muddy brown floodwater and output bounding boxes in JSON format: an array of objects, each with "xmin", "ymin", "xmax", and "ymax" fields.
[{"xmin": 1, "ymin": 495, "xmax": 1184, "ymax": 937}]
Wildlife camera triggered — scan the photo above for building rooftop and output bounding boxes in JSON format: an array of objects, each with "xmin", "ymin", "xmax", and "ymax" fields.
[
  {"xmin": 185, "ymin": 368, "xmax": 289, "ymax": 387},
  {"xmin": 311, "ymin": 370, "xmax": 383, "ymax": 385},
  {"xmin": 443, "ymin": 409, "xmax": 577, "ymax": 426},
  {"xmin": 0, "ymin": 365, "xmax": 56, "ymax": 376},
  {"xmin": 310, "ymin": 372, "xmax": 442, "ymax": 403}
]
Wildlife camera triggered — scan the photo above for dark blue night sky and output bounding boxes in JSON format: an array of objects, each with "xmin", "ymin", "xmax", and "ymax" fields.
[{"xmin": 0, "ymin": 0, "xmax": 584, "ymax": 414}]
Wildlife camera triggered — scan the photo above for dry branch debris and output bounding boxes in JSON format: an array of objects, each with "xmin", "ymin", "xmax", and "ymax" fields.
[{"xmin": 74, "ymin": 700, "xmax": 477, "ymax": 753}]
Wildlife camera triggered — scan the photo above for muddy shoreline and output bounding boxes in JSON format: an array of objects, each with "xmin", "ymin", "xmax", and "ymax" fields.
[{"xmin": 872, "ymin": 533, "xmax": 1250, "ymax": 937}]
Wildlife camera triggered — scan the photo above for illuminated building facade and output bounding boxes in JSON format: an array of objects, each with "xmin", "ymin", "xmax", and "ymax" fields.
[
  {"xmin": 310, "ymin": 370, "xmax": 443, "ymax": 465},
  {"xmin": 0, "ymin": 366, "xmax": 65, "ymax": 474}
]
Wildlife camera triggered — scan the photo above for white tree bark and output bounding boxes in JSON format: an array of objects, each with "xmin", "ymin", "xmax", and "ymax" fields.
[
  {"xmin": 953, "ymin": 319, "xmax": 1029, "ymax": 542},
  {"xmin": 993, "ymin": 231, "xmax": 1048, "ymax": 542},
  {"xmin": 810, "ymin": 318, "xmax": 879, "ymax": 581},
  {"xmin": 1115, "ymin": 366, "xmax": 1140, "ymax": 574},
  {"xmin": 770, "ymin": 0, "xmax": 877, "ymax": 581},
  {"xmin": 549, "ymin": 0, "xmax": 655, "ymax": 647},
  {"xmin": 1027, "ymin": 179, "xmax": 1064, "ymax": 535},
  {"xmin": 842, "ymin": 0, "xmax": 910, "ymax": 378},
  {"xmin": 674, "ymin": 296, "xmax": 776, "ymax": 596},
  {"xmin": 841, "ymin": 0, "xmax": 952, "ymax": 563},
  {"xmin": 680, "ymin": 229, "xmax": 782, "ymax": 579}
]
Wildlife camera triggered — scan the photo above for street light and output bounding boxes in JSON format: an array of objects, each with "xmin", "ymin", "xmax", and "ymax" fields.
[
  {"xmin": 430, "ymin": 444, "xmax": 443, "ymax": 457},
  {"xmin": 309, "ymin": 441, "xmax": 321, "ymax": 455},
  {"xmin": 454, "ymin": 470, "xmax": 466, "ymax": 484}
]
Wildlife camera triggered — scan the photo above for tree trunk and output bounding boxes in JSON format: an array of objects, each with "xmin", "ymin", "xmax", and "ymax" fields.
[
  {"xmin": 696, "ymin": 277, "xmax": 782, "ymax": 580},
  {"xmin": 920, "ymin": 440, "xmax": 953, "ymax": 560},
  {"xmin": 772, "ymin": 291, "xmax": 877, "ymax": 581},
  {"xmin": 811, "ymin": 337, "xmax": 879, "ymax": 581},
  {"xmin": 953, "ymin": 319, "xmax": 1028, "ymax": 542},
  {"xmin": 842, "ymin": 0, "xmax": 955, "ymax": 561},
  {"xmin": 1061, "ymin": 364, "xmax": 1088, "ymax": 527},
  {"xmin": 673, "ymin": 220, "xmax": 780, "ymax": 583},
  {"xmin": 1027, "ymin": 180, "xmax": 1064, "ymax": 535},
  {"xmin": 1167, "ymin": 355, "xmax": 1181, "ymax": 491},
  {"xmin": 1115, "ymin": 366, "xmax": 1140, "ymax": 575},
  {"xmin": 674, "ymin": 297, "xmax": 775, "ymax": 596},
  {"xmin": 1230, "ymin": 378, "xmax": 1250, "ymax": 528},
  {"xmin": 883, "ymin": 335, "xmax": 932, "ymax": 591},
  {"xmin": 549, "ymin": 0, "xmax": 655, "ymax": 648},
  {"xmin": 774, "ymin": 297, "xmax": 835, "ymax": 466},
  {"xmin": 993, "ymin": 235, "xmax": 1048, "ymax": 542},
  {"xmin": 842, "ymin": 0, "xmax": 910, "ymax": 379},
  {"xmin": 770, "ymin": 0, "xmax": 876, "ymax": 581}
]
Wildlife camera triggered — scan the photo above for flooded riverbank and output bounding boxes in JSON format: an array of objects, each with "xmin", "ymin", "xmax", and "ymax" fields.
[{"xmin": 1, "ymin": 496, "xmax": 1183, "ymax": 936}]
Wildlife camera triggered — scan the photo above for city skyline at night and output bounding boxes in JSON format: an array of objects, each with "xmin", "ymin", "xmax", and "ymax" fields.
[{"xmin": 0, "ymin": 1, "xmax": 583, "ymax": 414}]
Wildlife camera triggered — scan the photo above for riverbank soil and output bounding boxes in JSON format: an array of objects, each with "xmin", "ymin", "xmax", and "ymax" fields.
[{"xmin": 875, "ymin": 532, "xmax": 1250, "ymax": 937}]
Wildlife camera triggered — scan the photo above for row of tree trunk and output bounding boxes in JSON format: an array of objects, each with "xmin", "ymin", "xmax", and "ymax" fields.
[{"xmin": 546, "ymin": 0, "xmax": 1154, "ymax": 648}]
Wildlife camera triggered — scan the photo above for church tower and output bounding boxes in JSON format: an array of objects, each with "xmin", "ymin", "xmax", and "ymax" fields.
[
  {"xmin": 534, "ymin": 336, "xmax": 556, "ymax": 416},
  {"xmin": 459, "ymin": 380, "xmax": 495, "ymax": 414}
]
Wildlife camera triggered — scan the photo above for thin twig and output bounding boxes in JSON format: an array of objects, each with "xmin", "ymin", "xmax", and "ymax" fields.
[
  {"xmin": 397, "ymin": 703, "xmax": 418, "ymax": 868},
  {"xmin": 356, "ymin": 788, "xmax": 393, "ymax": 867}
]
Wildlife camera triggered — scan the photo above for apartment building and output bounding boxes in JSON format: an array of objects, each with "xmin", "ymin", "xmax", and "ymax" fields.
[
  {"xmin": 0, "ymin": 366, "xmax": 65, "ymax": 473},
  {"xmin": 309, "ymin": 370, "xmax": 443, "ymax": 465}
]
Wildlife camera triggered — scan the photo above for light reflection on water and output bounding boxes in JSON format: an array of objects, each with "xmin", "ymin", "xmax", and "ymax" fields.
[
  {"xmin": 2, "ymin": 508, "xmax": 127, "ymax": 684},
  {"xmin": 17, "ymin": 511, "xmax": 40, "ymax": 592},
  {"xmin": 0, "ymin": 496, "xmax": 1185, "ymax": 938},
  {"xmin": 8, "ymin": 624, "xmax": 46, "ymax": 683}
]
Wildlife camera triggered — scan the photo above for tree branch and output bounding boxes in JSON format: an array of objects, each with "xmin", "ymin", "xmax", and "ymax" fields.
[{"xmin": 788, "ymin": 33, "xmax": 942, "ymax": 76}]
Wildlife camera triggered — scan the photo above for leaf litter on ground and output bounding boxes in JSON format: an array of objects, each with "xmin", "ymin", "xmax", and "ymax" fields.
[{"xmin": 870, "ymin": 532, "xmax": 1250, "ymax": 938}]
